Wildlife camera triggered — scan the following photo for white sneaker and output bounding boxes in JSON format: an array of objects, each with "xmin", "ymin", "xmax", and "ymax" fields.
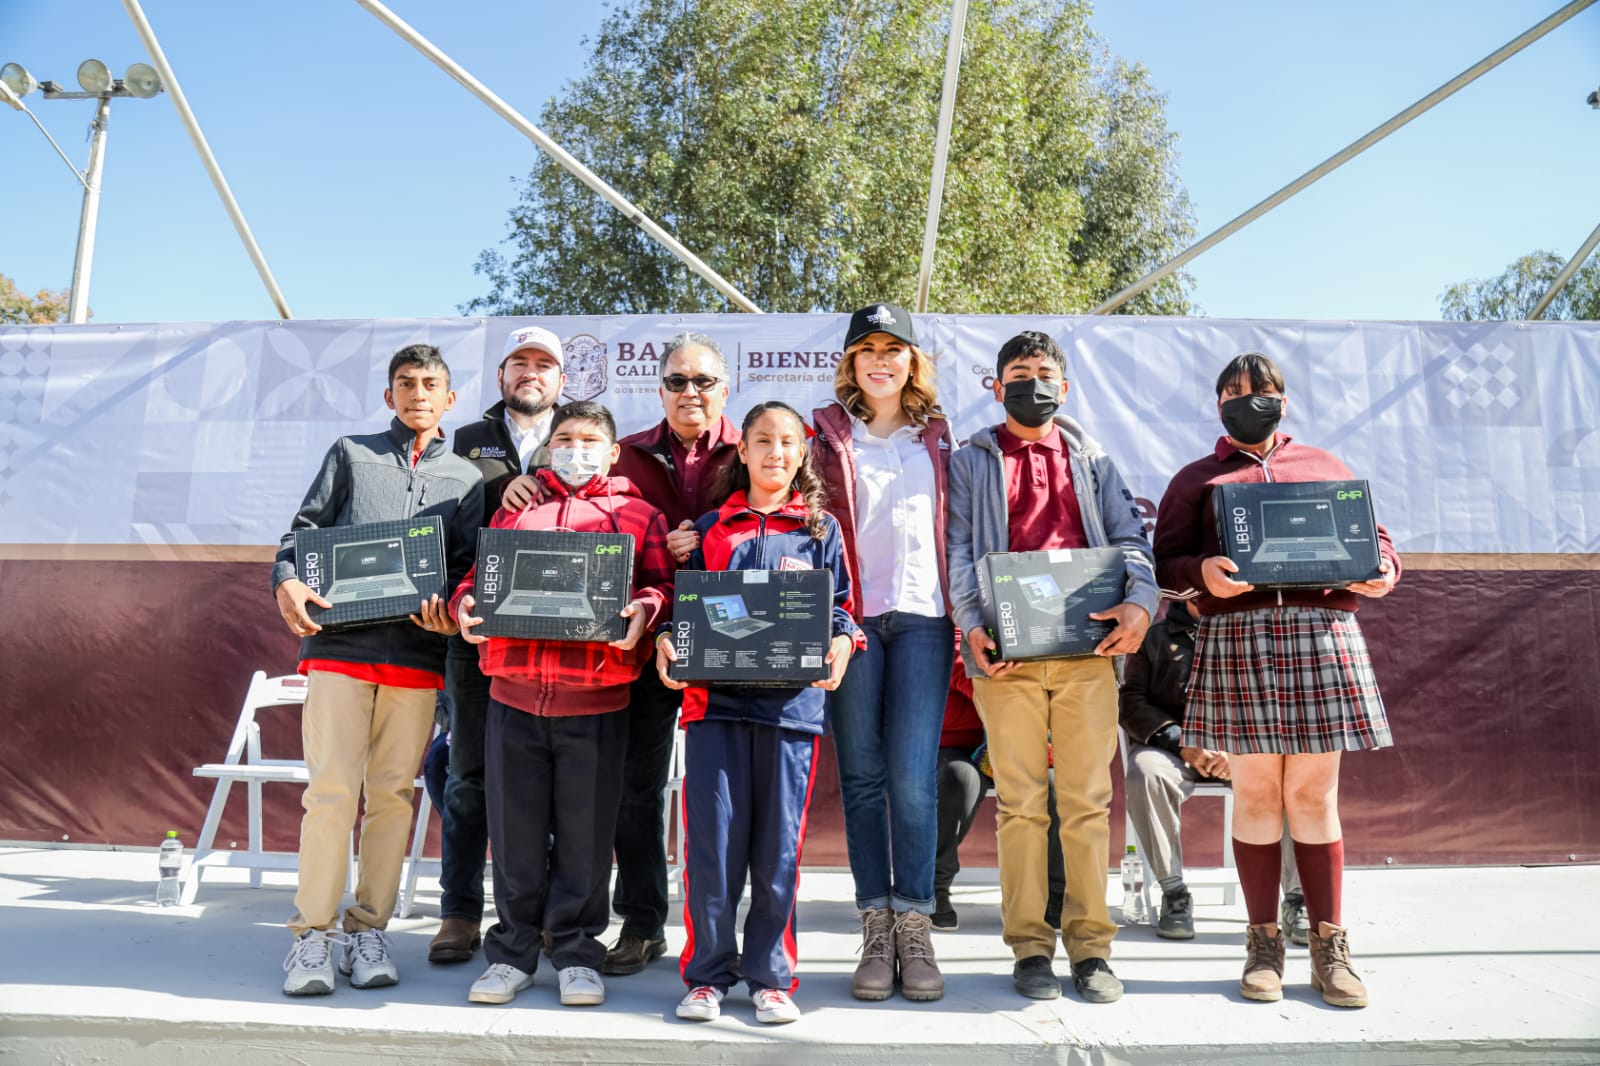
[
  {"xmin": 338, "ymin": 929, "xmax": 398, "ymax": 989},
  {"xmin": 676, "ymin": 985, "xmax": 725, "ymax": 1020},
  {"xmin": 752, "ymin": 987, "xmax": 800, "ymax": 1024},
  {"xmin": 468, "ymin": 962, "xmax": 535, "ymax": 1004},
  {"xmin": 558, "ymin": 965, "xmax": 606, "ymax": 1006},
  {"xmin": 282, "ymin": 929, "xmax": 345, "ymax": 996}
]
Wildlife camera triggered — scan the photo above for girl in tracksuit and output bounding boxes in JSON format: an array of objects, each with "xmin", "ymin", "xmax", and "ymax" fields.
[{"xmin": 655, "ymin": 401, "xmax": 864, "ymax": 1025}]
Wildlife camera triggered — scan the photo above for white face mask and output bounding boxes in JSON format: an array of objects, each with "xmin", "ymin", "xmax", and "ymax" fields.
[{"xmin": 549, "ymin": 444, "xmax": 608, "ymax": 487}]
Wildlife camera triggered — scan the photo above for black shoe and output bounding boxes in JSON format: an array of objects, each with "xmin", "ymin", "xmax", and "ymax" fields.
[
  {"xmin": 601, "ymin": 932, "xmax": 668, "ymax": 976},
  {"xmin": 1156, "ymin": 888, "xmax": 1195, "ymax": 940},
  {"xmin": 931, "ymin": 890, "xmax": 958, "ymax": 931},
  {"xmin": 1011, "ymin": 955, "xmax": 1060, "ymax": 1000},
  {"xmin": 1071, "ymin": 957, "xmax": 1123, "ymax": 1003}
]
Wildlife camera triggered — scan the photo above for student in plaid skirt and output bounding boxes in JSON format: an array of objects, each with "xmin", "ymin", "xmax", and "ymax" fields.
[{"xmin": 1153, "ymin": 352, "xmax": 1400, "ymax": 1010}]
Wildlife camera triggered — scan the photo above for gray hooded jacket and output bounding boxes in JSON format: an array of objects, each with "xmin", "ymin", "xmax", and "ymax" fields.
[{"xmin": 947, "ymin": 415, "xmax": 1158, "ymax": 678}]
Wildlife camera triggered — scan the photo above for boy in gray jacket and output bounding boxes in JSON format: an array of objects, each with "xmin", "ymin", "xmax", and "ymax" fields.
[
  {"xmin": 270, "ymin": 344, "xmax": 484, "ymax": 996},
  {"xmin": 946, "ymin": 331, "xmax": 1156, "ymax": 1004}
]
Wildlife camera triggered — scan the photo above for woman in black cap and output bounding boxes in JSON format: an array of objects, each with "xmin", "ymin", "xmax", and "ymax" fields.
[{"xmin": 811, "ymin": 303, "xmax": 955, "ymax": 1003}]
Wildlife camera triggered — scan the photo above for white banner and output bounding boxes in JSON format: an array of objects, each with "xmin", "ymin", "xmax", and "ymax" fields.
[{"xmin": 1, "ymin": 315, "xmax": 1596, "ymax": 553}]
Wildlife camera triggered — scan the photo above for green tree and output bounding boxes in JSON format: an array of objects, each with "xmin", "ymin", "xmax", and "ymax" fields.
[
  {"xmin": 0, "ymin": 273, "xmax": 71, "ymax": 324},
  {"xmin": 465, "ymin": 0, "xmax": 1193, "ymax": 316},
  {"xmin": 1440, "ymin": 250, "xmax": 1600, "ymax": 321}
]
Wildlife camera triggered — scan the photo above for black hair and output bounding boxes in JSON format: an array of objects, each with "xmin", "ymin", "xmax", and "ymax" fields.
[
  {"xmin": 995, "ymin": 330, "xmax": 1066, "ymax": 378},
  {"xmin": 549, "ymin": 400, "xmax": 617, "ymax": 443},
  {"xmin": 1214, "ymin": 352, "xmax": 1285, "ymax": 397},
  {"xmin": 717, "ymin": 401, "xmax": 830, "ymax": 540},
  {"xmin": 388, "ymin": 344, "xmax": 451, "ymax": 387}
]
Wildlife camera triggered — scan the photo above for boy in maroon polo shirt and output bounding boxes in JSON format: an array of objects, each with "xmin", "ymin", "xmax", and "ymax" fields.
[{"xmin": 946, "ymin": 331, "xmax": 1159, "ymax": 1004}]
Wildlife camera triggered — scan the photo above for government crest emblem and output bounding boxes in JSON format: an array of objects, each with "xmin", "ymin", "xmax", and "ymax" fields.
[{"xmin": 561, "ymin": 334, "xmax": 608, "ymax": 401}]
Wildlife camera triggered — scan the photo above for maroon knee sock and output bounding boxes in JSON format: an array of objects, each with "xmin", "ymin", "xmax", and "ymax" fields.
[
  {"xmin": 1231, "ymin": 838, "xmax": 1283, "ymax": 926},
  {"xmin": 1291, "ymin": 838, "xmax": 1344, "ymax": 930}
]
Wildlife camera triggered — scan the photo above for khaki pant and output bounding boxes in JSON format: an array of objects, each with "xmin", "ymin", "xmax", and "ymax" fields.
[
  {"xmin": 288, "ymin": 670, "xmax": 436, "ymax": 935},
  {"xmin": 972, "ymin": 656, "xmax": 1118, "ymax": 964}
]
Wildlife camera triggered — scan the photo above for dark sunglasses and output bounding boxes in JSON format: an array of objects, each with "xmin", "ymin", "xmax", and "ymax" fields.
[{"xmin": 662, "ymin": 374, "xmax": 722, "ymax": 394}]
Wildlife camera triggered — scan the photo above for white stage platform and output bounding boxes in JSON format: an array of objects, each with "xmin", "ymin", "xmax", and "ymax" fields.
[{"xmin": 1, "ymin": 846, "xmax": 1597, "ymax": 1065}]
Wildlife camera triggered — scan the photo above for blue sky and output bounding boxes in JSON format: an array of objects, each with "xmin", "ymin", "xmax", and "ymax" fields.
[{"xmin": 2, "ymin": 1, "xmax": 1597, "ymax": 324}]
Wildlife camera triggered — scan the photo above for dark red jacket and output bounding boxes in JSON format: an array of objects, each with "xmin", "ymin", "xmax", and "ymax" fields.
[
  {"xmin": 1153, "ymin": 434, "xmax": 1402, "ymax": 617},
  {"xmin": 810, "ymin": 401, "xmax": 954, "ymax": 621},
  {"xmin": 611, "ymin": 416, "xmax": 742, "ymax": 528},
  {"xmin": 449, "ymin": 469, "xmax": 674, "ymax": 717}
]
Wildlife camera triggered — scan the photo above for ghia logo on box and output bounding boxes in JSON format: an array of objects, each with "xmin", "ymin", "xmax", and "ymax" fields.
[{"xmin": 561, "ymin": 334, "xmax": 608, "ymax": 401}]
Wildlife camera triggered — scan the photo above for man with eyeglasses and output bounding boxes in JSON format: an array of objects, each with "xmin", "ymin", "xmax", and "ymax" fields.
[{"xmin": 603, "ymin": 332, "xmax": 741, "ymax": 976}]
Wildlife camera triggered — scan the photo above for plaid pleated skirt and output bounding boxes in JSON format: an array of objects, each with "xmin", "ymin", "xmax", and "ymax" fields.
[{"xmin": 1184, "ymin": 606, "xmax": 1393, "ymax": 755}]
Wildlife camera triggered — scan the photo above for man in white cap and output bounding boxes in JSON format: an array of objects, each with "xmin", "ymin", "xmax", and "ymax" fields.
[{"xmin": 429, "ymin": 324, "xmax": 566, "ymax": 965}]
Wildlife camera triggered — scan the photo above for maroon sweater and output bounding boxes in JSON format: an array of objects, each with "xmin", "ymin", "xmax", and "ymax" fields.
[
  {"xmin": 1153, "ymin": 434, "xmax": 1401, "ymax": 616},
  {"xmin": 610, "ymin": 416, "xmax": 742, "ymax": 528}
]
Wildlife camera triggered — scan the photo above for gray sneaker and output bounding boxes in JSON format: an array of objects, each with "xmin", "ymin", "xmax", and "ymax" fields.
[
  {"xmin": 1071, "ymin": 957, "xmax": 1124, "ymax": 1003},
  {"xmin": 282, "ymin": 929, "xmax": 345, "ymax": 996},
  {"xmin": 339, "ymin": 928, "xmax": 398, "ymax": 989},
  {"xmin": 1011, "ymin": 955, "xmax": 1060, "ymax": 1000},
  {"xmin": 1156, "ymin": 888, "xmax": 1195, "ymax": 940},
  {"xmin": 1280, "ymin": 893, "xmax": 1310, "ymax": 947}
]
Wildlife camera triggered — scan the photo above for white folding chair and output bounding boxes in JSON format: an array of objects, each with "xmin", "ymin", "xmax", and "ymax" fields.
[
  {"xmin": 1118, "ymin": 725, "xmax": 1236, "ymax": 915},
  {"xmin": 662, "ymin": 720, "xmax": 686, "ymax": 897},
  {"xmin": 184, "ymin": 671, "xmax": 433, "ymax": 910}
]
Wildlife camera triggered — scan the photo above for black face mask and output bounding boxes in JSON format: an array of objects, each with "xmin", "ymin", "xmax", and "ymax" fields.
[
  {"xmin": 1219, "ymin": 393, "xmax": 1283, "ymax": 445},
  {"xmin": 1002, "ymin": 377, "xmax": 1062, "ymax": 429}
]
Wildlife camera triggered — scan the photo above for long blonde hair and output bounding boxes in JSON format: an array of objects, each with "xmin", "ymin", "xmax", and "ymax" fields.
[{"xmin": 834, "ymin": 342, "xmax": 944, "ymax": 427}]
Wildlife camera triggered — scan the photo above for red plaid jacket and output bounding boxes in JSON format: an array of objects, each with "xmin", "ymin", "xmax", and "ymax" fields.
[{"xmin": 449, "ymin": 469, "xmax": 675, "ymax": 717}]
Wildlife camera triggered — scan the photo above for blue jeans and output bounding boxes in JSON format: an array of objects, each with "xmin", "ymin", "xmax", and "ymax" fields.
[{"xmin": 826, "ymin": 612, "xmax": 953, "ymax": 913}]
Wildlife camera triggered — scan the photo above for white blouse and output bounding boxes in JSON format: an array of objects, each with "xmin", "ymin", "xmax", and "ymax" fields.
[{"xmin": 850, "ymin": 416, "xmax": 944, "ymax": 619}]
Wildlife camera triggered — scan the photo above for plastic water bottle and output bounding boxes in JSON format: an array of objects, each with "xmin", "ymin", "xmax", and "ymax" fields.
[
  {"xmin": 156, "ymin": 831, "xmax": 183, "ymax": 907},
  {"xmin": 1119, "ymin": 844, "xmax": 1146, "ymax": 924}
]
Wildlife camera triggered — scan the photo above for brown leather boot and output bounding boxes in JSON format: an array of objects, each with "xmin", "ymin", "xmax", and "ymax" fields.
[
  {"xmin": 851, "ymin": 906, "xmax": 895, "ymax": 1000},
  {"xmin": 428, "ymin": 917, "xmax": 483, "ymax": 964},
  {"xmin": 1239, "ymin": 923, "xmax": 1285, "ymax": 1002},
  {"xmin": 893, "ymin": 910, "xmax": 944, "ymax": 1001},
  {"xmin": 1309, "ymin": 921, "xmax": 1368, "ymax": 1008}
]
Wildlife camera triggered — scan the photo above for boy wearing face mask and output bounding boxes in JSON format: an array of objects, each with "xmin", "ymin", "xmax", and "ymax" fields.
[
  {"xmin": 448, "ymin": 401, "xmax": 675, "ymax": 1009},
  {"xmin": 946, "ymin": 331, "xmax": 1158, "ymax": 1005}
]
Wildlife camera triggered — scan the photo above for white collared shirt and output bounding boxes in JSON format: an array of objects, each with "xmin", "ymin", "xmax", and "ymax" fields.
[
  {"xmin": 850, "ymin": 415, "xmax": 944, "ymax": 618},
  {"xmin": 505, "ymin": 407, "xmax": 554, "ymax": 472}
]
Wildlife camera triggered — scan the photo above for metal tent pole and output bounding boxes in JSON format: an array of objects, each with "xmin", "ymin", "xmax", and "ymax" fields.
[
  {"xmin": 354, "ymin": 0, "xmax": 763, "ymax": 314},
  {"xmin": 1528, "ymin": 221, "xmax": 1600, "ymax": 319},
  {"xmin": 122, "ymin": 0, "xmax": 293, "ymax": 319},
  {"xmin": 915, "ymin": 0, "xmax": 970, "ymax": 314},
  {"xmin": 1090, "ymin": 0, "xmax": 1599, "ymax": 316}
]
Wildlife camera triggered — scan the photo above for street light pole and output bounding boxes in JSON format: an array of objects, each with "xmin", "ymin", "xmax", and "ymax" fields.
[{"xmin": 67, "ymin": 95, "xmax": 111, "ymax": 324}]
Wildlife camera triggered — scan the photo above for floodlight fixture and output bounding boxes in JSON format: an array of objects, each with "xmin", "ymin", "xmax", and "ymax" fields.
[
  {"xmin": 76, "ymin": 58, "xmax": 112, "ymax": 94},
  {"xmin": 0, "ymin": 80, "xmax": 21, "ymax": 112},
  {"xmin": 1, "ymin": 61, "xmax": 37, "ymax": 99},
  {"xmin": 123, "ymin": 62, "xmax": 161, "ymax": 99}
]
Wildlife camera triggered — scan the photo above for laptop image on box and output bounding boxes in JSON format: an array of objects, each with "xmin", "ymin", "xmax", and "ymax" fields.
[
  {"xmin": 325, "ymin": 538, "xmax": 420, "ymax": 604},
  {"xmin": 496, "ymin": 550, "xmax": 597, "ymax": 620},
  {"xmin": 704, "ymin": 594, "xmax": 774, "ymax": 640},
  {"xmin": 1017, "ymin": 573, "xmax": 1077, "ymax": 615},
  {"xmin": 1252, "ymin": 499, "xmax": 1353, "ymax": 563}
]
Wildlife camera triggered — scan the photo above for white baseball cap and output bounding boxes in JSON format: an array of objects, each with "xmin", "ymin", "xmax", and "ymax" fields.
[{"xmin": 501, "ymin": 325, "xmax": 563, "ymax": 365}]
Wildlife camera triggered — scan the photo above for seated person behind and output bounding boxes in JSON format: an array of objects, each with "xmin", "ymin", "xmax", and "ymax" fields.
[{"xmin": 1119, "ymin": 598, "xmax": 1304, "ymax": 941}]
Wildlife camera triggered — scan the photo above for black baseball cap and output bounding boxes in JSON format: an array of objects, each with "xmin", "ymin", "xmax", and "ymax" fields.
[{"xmin": 844, "ymin": 302, "xmax": 918, "ymax": 349}]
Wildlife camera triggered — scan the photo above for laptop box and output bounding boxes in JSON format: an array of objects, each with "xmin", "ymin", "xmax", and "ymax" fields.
[
  {"xmin": 976, "ymin": 547, "xmax": 1128, "ymax": 661},
  {"xmin": 1213, "ymin": 479, "xmax": 1383, "ymax": 589},
  {"xmin": 296, "ymin": 517, "xmax": 447, "ymax": 632},
  {"xmin": 471, "ymin": 528, "xmax": 635, "ymax": 642},
  {"xmin": 668, "ymin": 569, "xmax": 834, "ymax": 686}
]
